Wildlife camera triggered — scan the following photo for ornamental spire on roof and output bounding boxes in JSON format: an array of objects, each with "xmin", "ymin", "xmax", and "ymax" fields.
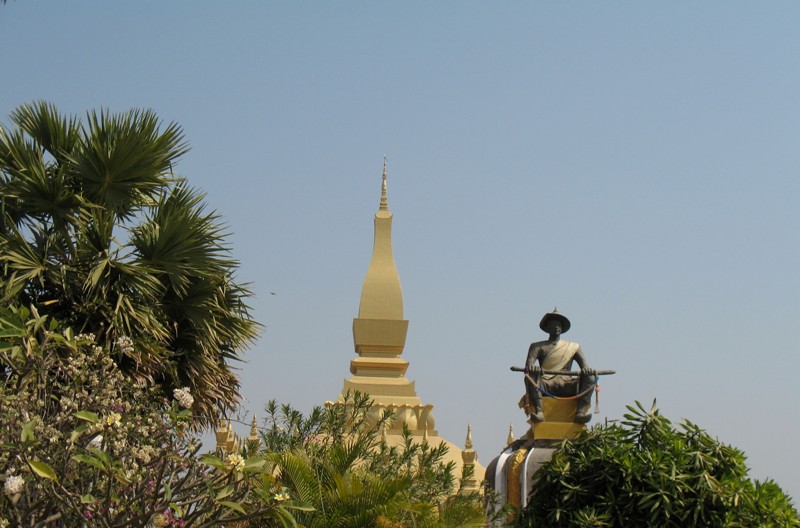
[
  {"xmin": 332, "ymin": 159, "xmax": 485, "ymax": 485},
  {"xmin": 357, "ymin": 159, "xmax": 403, "ymax": 320},
  {"xmin": 380, "ymin": 155, "xmax": 388, "ymax": 212},
  {"xmin": 342, "ymin": 159, "xmax": 413, "ymax": 401}
]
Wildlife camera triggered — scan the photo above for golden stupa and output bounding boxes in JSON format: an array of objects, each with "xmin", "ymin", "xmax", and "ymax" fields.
[{"xmin": 330, "ymin": 159, "xmax": 485, "ymax": 488}]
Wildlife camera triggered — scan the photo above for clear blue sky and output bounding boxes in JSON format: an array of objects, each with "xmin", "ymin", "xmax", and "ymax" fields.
[{"xmin": 3, "ymin": 2, "xmax": 799, "ymax": 500}]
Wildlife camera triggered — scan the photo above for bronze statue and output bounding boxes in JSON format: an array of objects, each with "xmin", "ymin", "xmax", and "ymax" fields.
[{"xmin": 523, "ymin": 309, "xmax": 594, "ymax": 424}]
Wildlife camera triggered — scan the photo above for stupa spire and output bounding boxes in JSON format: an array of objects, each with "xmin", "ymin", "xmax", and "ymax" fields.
[
  {"xmin": 380, "ymin": 156, "xmax": 388, "ymax": 211},
  {"xmin": 357, "ymin": 159, "xmax": 403, "ymax": 320}
]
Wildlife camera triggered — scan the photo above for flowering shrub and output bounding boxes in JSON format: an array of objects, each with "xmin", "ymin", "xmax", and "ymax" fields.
[
  {"xmin": 173, "ymin": 387, "xmax": 195, "ymax": 410},
  {"xmin": 0, "ymin": 306, "xmax": 306, "ymax": 527}
]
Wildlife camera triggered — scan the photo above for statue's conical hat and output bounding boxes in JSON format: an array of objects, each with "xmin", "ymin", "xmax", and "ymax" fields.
[{"xmin": 539, "ymin": 308, "xmax": 571, "ymax": 333}]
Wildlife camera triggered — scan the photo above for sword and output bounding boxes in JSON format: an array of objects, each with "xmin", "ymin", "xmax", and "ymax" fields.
[{"xmin": 510, "ymin": 366, "xmax": 616, "ymax": 376}]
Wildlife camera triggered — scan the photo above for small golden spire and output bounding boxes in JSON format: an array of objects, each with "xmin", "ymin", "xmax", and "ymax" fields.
[
  {"xmin": 249, "ymin": 415, "xmax": 258, "ymax": 438},
  {"xmin": 506, "ymin": 424, "xmax": 515, "ymax": 446},
  {"xmin": 380, "ymin": 156, "xmax": 388, "ymax": 211},
  {"xmin": 460, "ymin": 423, "xmax": 478, "ymax": 492},
  {"xmin": 247, "ymin": 415, "xmax": 260, "ymax": 452},
  {"xmin": 215, "ymin": 418, "xmax": 229, "ymax": 453},
  {"xmin": 224, "ymin": 421, "xmax": 236, "ymax": 454}
]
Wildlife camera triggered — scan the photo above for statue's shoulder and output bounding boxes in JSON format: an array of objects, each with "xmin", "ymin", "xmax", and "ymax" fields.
[
  {"xmin": 528, "ymin": 339, "xmax": 551, "ymax": 350},
  {"xmin": 560, "ymin": 339, "xmax": 581, "ymax": 353},
  {"xmin": 530, "ymin": 339, "xmax": 580, "ymax": 349}
]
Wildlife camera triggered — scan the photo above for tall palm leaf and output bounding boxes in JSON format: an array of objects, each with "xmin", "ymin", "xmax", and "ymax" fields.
[
  {"xmin": 274, "ymin": 449, "xmax": 413, "ymax": 528},
  {"xmin": 0, "ymin": 101, "xmax": 259, "ymax": 425}
]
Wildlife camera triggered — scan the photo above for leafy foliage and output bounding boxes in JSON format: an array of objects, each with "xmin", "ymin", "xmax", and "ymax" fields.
[
  {"xmin": 258, "ymin": 393, "xmax": 487, "ymax": 528},
  {"xmin": 517, "ymin": 401, "xmax": 800, "ymax": 527},
  {"xmin": 0, "ymin": 306, "xmax": 299, "ymax": 527},
  {"xmin": 0, "ymin": 102, "xmax": 259, "ymax": 423}
]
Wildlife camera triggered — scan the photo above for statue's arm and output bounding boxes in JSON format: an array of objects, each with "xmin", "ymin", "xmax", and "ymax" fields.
[
  {"xmin": 525, "ymin": 344, "xmax": 539, "ymax": 371},
  {"xmin": 573, "ymin": 346, "xmax": 590, "ymax": 369}
]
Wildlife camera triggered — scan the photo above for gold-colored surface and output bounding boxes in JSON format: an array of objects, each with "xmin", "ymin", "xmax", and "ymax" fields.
[
  {"xmin": 358, "ymin": 213, "xmax": 403, "ymax": 320},
  {"xmin": 506, "ymin": 424, "xmax": 515, "ymax": 446},
  {"xmin": 336, "ymin": 166, "xmax": 486, "ymax": 488},
  {"xmin": 345, "ymin": 172, "xmax": 411, "ymax": 398},
  {"xmin": 460, "ymin": 424, "xmax": 480, "ymax": 493},
  {"xmin": 352, "ymin": 318, "xmax": 409, "ymax": 353},
  {"xmin": 533, "ymin": 421, "xmax": 585, "ymax": 440},
  {"xmin": 341, "ymin": 378, "xmax": 420, "ymax": 402},
  {"xmin": 542, "ymin": 398, "xmax": 577, "ymax": 422},
  {"xmin": 506, "ymin": 448, "xmax": 529, "ymax": 510}
]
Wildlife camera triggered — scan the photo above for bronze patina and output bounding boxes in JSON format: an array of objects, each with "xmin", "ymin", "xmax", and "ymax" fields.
[{"xmin": 518, "ymin": 309, "xmax": 597, "ymax": 424}]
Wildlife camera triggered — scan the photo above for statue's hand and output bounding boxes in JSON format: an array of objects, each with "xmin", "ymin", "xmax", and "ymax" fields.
[
  {"xmin": 580, "ymin": 367, "xmax": 595, "ymax": 378},
  {"xmin": 531, "ymin": 365, "xmax": 543, "ymax": 377}
]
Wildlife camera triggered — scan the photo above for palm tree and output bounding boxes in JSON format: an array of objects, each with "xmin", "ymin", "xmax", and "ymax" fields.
[{"xmin": 0, "ymin": 101, "xmax": 259, "ymax": 425}]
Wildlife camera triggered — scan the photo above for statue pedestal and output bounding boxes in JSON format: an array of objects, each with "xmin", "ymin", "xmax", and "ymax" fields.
[
  {"xmin": 486, "ymin": 398, "xmax": 590, "ymax": 520},
  {"xmin": 530, "ymin": 399, "xmax": 586, "ymax": 441}
]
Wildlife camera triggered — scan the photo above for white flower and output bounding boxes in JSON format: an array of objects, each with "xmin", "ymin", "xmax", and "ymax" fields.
[
  {"xmin": 173, "ymin": 387, "xmax": 194, "ymax": 409},
  {"xmin": 4, "ymin": 475, "xmax": 24, "ymax": 496},
  {"xmin": 225, "ymin": 453, "xmax": 245, "ymax": 473},
  {"xmin": 115, "ymin": 335, "xmax": 134, "ymax": 355},
  {"xmin": 87, "ymin": 434, "xmax": 104, "ymax": 449},
  {"xmin": 105, "ymin": 412, "xmax": 122, "ymax": 427}
]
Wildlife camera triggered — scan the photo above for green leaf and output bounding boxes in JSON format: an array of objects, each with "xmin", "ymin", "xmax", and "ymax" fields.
[
  {"xmin": 21, "ymin": 420, "xmax": 36, "ymax": 443},
  {"xmin": 87, "ymin": 258, "xmax": 108, "ymax": 289},
  {"xmin": 282, "ymin": 500, "xmax": 315, "ymax": 512},
  {"xmin": 87, "ymin": 447, "xmax": 112, "ymax": 466},
  {"xmin": 70, "ymin": 423, "xmax": 89, "ymax": 443},
  {"xmin": 72, "ymin": 454, "xmax": 107, "ymax": 471},
  {"xmin": 218, "ymin": 500, "xmax": 246, "ymax": 515},
  {"xmin": 29, "ymin": 460, "xmax": 58, "ymax": 481},
  {"xmin": 201, "ymin": 454, "xmax": 226, "ymax": 471},
  {"xmin": 113, "ymin": 468, "xmax": 131, "ymax": 485},
  {"xmin": 75, "ymin": 410, "xmax": 101, "ymax": 423},
  {"xmin": 80, "ymin": 494, "xmax": 97, "ymax": 504},
  {"xmin": 244, "ymin": 456, "xmax": 267, "ymax": 472},
  {"xmin": 215, "ymin": 485, "xmax": 235, "ymax": 501}
]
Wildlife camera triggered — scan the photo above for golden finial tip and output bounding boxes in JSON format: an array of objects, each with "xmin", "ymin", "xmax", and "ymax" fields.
[{"xmin": 379, "ymin": 157, "xmax": 389, "ymax": 211}]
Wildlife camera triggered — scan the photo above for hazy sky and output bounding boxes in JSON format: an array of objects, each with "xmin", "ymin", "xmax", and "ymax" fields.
[{"xmin": 3, "ymin": 2, "xmax": 799, "ymax": 500}]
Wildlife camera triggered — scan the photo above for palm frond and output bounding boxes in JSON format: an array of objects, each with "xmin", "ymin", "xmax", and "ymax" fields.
[
  {"xmin": 72, "ymin": 108, "xmax": 188, "ymax": 220},
  {"xmin": 276, "ymin": 451, "xmax": 323, "ymax": 507},
  {"xmin": 10, "ymin": 101, "xmax": 80, "ymax": 167}
]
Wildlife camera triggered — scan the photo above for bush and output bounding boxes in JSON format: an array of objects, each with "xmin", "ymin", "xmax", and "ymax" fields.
[
  {"xmin": 259, "ymin": 392, "xmax": 488, "ymax": 528},
  {"xmin": 517, "ymin": 401, "xmax": 800, "ymax": 528},
  {"xmin": 0, "ymin": 306, "xmax": 301, "ymax": 527}
]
